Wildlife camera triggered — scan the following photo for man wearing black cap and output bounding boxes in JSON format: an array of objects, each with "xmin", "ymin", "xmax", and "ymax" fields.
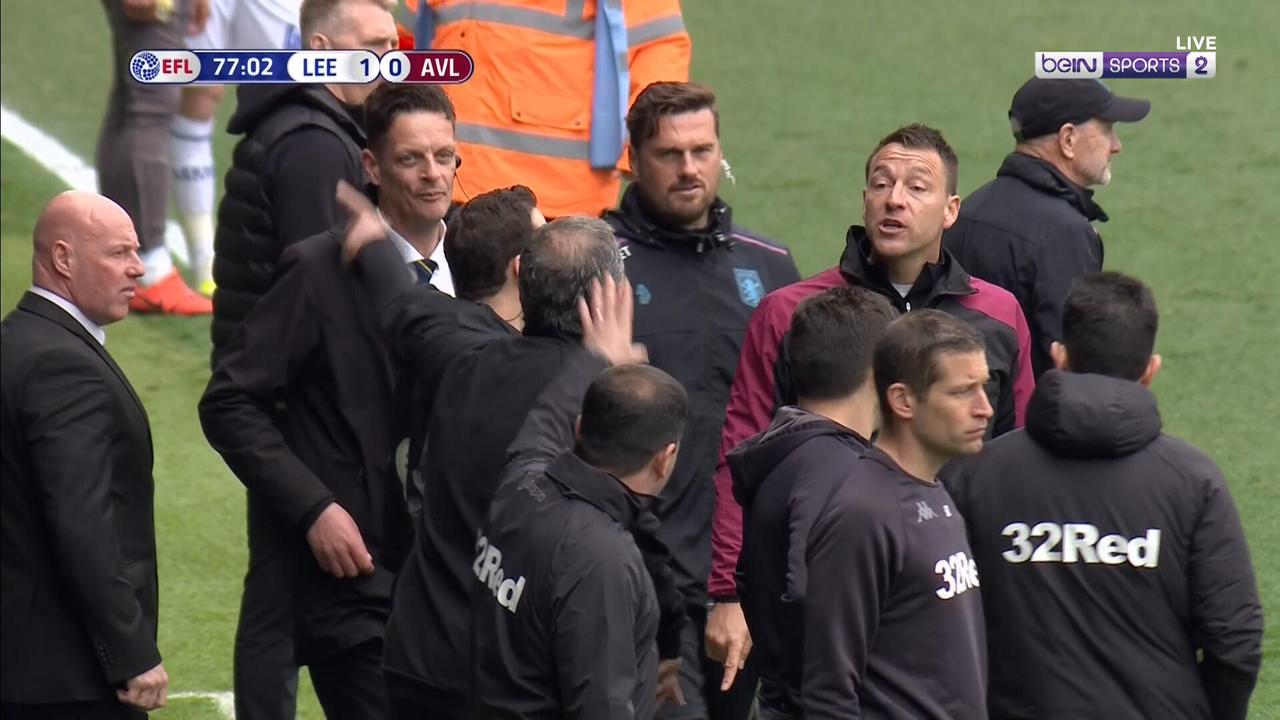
[{"xmin": 945, "ymin": 78, "xmax": 1150, "ymax": 378}]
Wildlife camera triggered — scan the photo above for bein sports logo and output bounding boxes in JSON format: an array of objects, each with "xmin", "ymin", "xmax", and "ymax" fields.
[{"xmin": 1035, "ymin": 52, "xmax": 1104, "ymax": 79}]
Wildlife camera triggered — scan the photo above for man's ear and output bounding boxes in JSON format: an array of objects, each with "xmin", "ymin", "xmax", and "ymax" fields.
[
  {"xmin": 653, "ymin": 442, "xmax": 678, "ymax": 481},
  {"xmin": 361, "ymin": 148, "xmax": 380, "ymax": 188},
  {"xmin": 51, "ymin": 240, "xmax": 74, "ymax": 279},
  {"xmin": 1139, "ymin": 353, "xmax": 1162, "ymax": 387},
  {"xmin": 885, "ymin": 382, "xmax": 914, "ymax": 424},
  {"xmin": 942, "ymin": 193, "xmax": 961, "ymax": 229},
  {"xmin": 1050, "ymin": 341, "xmax": 1070, "ymax": 371},
  {"xmin": 627, "ymin": 145, "xmax": 639, "ymax": 180},
  {"xmin": 1057, "ymin": 123, "xmax": 1078, "ymax": 160},
  {"xmin": 309, "ymin": 32, "xmax": 329, "ymax": 51},
  {"xmin": 508, "ymin": 254, "xmax": 522, "ymax": 282}
]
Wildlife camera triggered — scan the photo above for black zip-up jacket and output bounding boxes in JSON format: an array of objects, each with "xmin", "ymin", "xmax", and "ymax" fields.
[
  {"xmin": 604, "ymin": 186, "xmax": 800, "ymax": 606},
  {"xmin": 211, "ymin": 84, "xmax": 366, "ymax": 360},
  {"xmin": 199, "ymin": 230, "xmax": 409, "ymax": 663},
  {"xmin": 947, "ymin": 370, "xmax": 1264, "ymax": 720},
  {"xmin": 728, "ymin": 406, "xmax": 869, "ymax": 717},
  {"xmin": 376, "ymin": 289, "xmax": 683, "ymax": 714},
  {"xmin": 944, "ymin": 153, "xmax": 1109, "ymax": 378},
  {"xmin": 473, "ymin": 349, "xmax": 660, "ymax": 719}
]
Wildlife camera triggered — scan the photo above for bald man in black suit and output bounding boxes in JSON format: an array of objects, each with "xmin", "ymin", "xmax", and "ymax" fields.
[{"xmin": 1, "ymin": 191, "xmax": 167, "ymax": 719}]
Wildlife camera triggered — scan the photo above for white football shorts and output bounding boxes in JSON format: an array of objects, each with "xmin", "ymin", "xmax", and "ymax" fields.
[{"xmin": 186, "ymin": 0, "xmax": 303, "ymax": 51}]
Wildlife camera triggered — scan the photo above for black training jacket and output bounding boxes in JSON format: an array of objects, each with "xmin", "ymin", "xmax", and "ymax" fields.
[
  {"xmin": 604, "ymin": 185, "xmax": 800, "ymax": 606},
  {"xmin": 729, "ymin": 406, "xmax": 869, "ymax": 717},
  {"xmin": 211, "ymin": 84, "xmax": 366, "ymax": 360},
  {"xmin": 472, "ymin": 349, "xmax": 660, "ymax": 719},
  {"xmin": 947, "ymin": 370, "xmax": 1264, "ymax": 720},
  {"xmin": 802, "ymin": 446, "xmax": 987, "ymax": 719},
  {"xmin": 944, "ymin": 153, "xmax": 1109, "ymax": 378},
  {"xmin": 382, "ymin": 325, "xmax": 683, "ymax": 716}
]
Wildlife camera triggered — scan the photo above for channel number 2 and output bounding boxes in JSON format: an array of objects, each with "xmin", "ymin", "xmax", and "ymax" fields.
[{"xmin": 935, "ymin": 551, "xmax": 979, "ymax": 600}]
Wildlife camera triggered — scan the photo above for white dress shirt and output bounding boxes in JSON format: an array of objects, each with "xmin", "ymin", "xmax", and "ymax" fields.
[{"xmin": 380, "ymin": 210, "xmax": 454, "ymax": 297}]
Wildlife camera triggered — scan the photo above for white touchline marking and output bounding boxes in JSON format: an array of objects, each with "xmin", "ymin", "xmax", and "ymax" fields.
[
  {"xmin": 171, "ymin": 690, "xmax": 237, "ymax": 719},
  {"xmin": 1, "ymin": 103, "xmax": 192, "ymax": 265}
]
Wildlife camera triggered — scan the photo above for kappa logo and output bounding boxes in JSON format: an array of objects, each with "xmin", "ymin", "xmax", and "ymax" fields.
[
  {"xmin": 734, "ymin": 268, "xmax": 765, "ymax": 307},
  {"xmin": 916, "ymin": 501, "xmax": 938, "ymax": 523}
]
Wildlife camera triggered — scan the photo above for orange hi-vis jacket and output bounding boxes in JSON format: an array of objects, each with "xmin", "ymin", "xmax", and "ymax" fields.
[{"xmin": 408, "ymin": 0, "xmax": 691, "ymax": 218}]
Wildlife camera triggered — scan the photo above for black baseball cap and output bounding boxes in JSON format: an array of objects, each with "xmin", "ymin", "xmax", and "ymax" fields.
[{"xmin": 1009, "ymin": 78, "xmax": 1150, "ymax": 142}]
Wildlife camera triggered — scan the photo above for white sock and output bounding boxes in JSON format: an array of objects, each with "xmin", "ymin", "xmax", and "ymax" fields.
[
  {"xmin": 171, "ymin": 115, "xmax": 216, "ymax": 284},
  {"xmin": 140, "ymin": 246, "xmax": 175, "ymax": 286}
]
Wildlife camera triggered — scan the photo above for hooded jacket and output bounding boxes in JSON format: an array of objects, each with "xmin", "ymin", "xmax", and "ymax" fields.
[
  {"xmin": 605, "ymin": 185, "xmax": 800, "ymax": 607},
  {"xmin": 211, "ymin": 84, "xmax": 366, "ymax": 359},
  {"xmin": 947, "ymin": 370, "xmax": 1264, "ymax": 720},
  {"xmin": 473, "ymin": 349, "xmax": 661, "ymax": 719},
  {"xmin": 945, "ymin": 152, "xmax": 1109, "ymax": 378},
  {"xmin": 729, "ymin": 406, "xmax": 869, "ymax": 716},
  {"xmin": 707, "ymin": 226, "xmax": 1034, "ymax": 600}
]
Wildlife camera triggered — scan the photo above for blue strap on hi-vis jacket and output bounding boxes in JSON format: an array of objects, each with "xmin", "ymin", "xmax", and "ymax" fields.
[
  {"xmin": 589, "ymin": 0, "xmax": 629, "ymax": 169},
  {"xmin": 415, "ymin": 4, "xmax": 435, "ymax": 49}
]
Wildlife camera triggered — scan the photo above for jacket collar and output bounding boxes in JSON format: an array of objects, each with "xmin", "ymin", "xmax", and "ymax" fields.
[
  {"xmin": 546, "ymin": 451, "xmax": 648, "ymax": 529},
  {"xmin": 604, "ymin": 184, "xmax": 734, "ymax": 254},
  {"xmin": 997, "ymin": 152, "xmax": 1109, "ymax": 223},
  {"xmin": 837, "ymin": 226, "xmax": 974, "ymax": 308},
  {"xmin": 17, "ymin": 292, "xmax": 148, "ymax": 421}
]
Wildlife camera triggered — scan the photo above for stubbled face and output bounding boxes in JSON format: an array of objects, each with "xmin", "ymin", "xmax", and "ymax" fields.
[
  {"xmin": 862, "ymin": 144, "xmax": 959, "ymax": 265},
  {"xmin": 911, "ymin": 351, "xmax": 994, "ymax": 459},
  {"xmin": 1069, "ymin": 119, "xmax": 1122, "ymax": 186},
  {"xmin": 632, "ymin": 109, "xmax": 722, "ymax": 230},
  {"xmin": 367, "ymin": 111, "xmax": 457, "ymax": 231},
  {"xmin": 68, "ymin": 208, "xmax": 144, "ymax": 324}
]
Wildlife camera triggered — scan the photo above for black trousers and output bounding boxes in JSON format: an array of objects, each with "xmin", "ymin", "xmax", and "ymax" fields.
[
  {"xmin": 2, "ymin": 700, "xmax": 145, "ymax": 720},
  {"xmin": 98, "ymin": 0, "xmax": 182, "ymax": 255},
  {"xmin": 233, "ymin": 494, "xmax": 299, "ymax": 720},
  {"xmin": 657, "ymin": 604, "xmax": 760, "ymax": 720},
  {"xmin": 310, "ymin": 638, "xmax": 389, "ymax": 720}
]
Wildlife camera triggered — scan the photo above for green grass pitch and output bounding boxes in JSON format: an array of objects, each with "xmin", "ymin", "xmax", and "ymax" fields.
[{"xmin": 2, "ymin": 1, "xmax": 1277, "ymax": 717}]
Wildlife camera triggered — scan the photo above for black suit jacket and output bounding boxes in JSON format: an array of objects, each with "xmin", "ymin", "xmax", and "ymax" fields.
[
  {"xmin": 1, "ymin": 293, "xmax": 159, "ymax": 703},
  {"xmin": 199, "ymin": 229, "xmax": 410, "ymax": 664}
]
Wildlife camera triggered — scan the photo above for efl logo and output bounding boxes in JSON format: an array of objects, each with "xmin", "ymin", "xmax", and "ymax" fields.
[
  {"xmin": 1035, "ymin": 52, "xmax": 1103, "ymax": 79},
  {"xmin": 129, "ymin": 50, "xmax": 200, "ymax": 83}
]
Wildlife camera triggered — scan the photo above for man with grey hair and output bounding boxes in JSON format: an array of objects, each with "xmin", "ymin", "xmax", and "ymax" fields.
[
  {"xmin": 945, "ymin": 78, "xmax": 1150, "ymax": 378},
  {"xmin": 341, "ymin": 211, "xmax": 639, "ymax": 717}
]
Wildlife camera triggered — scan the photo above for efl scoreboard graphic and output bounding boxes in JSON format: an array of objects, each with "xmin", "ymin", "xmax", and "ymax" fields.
[
  {"xmin": 128, "ymin": 49, "xmax": 475, "ymax": 85},
  {"xmin": 1035, "ymin": 35, "xmax": 1218, "ymax": 79}
]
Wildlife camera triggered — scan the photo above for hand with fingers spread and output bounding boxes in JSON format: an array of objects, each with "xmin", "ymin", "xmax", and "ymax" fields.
[
  {"xmin": 306, "ymin": 502, "xmax": 375, "ymax": 579},
  {"xmin": 706, "ymin": 601, "xmax": 752, "ymax": 690},
  {"xmin": 578, "ymin": 273, "xmax": 648, "ymax": 366},
  {"xmin": 116, "ymin": 662, "xmax": 168, "ymax": 711},
  {"xmin": 655, "ymin": 657, "xmax": 686, "ymax": 709},
  {"xmin": 334, "ymin": 180, "xmax": 388, "ymax": 267}
]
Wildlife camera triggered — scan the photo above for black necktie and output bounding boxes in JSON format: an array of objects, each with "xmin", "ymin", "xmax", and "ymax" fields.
[{"xmin": 410, "ymin": 258, "xmax": 438, "ymax": 287}]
